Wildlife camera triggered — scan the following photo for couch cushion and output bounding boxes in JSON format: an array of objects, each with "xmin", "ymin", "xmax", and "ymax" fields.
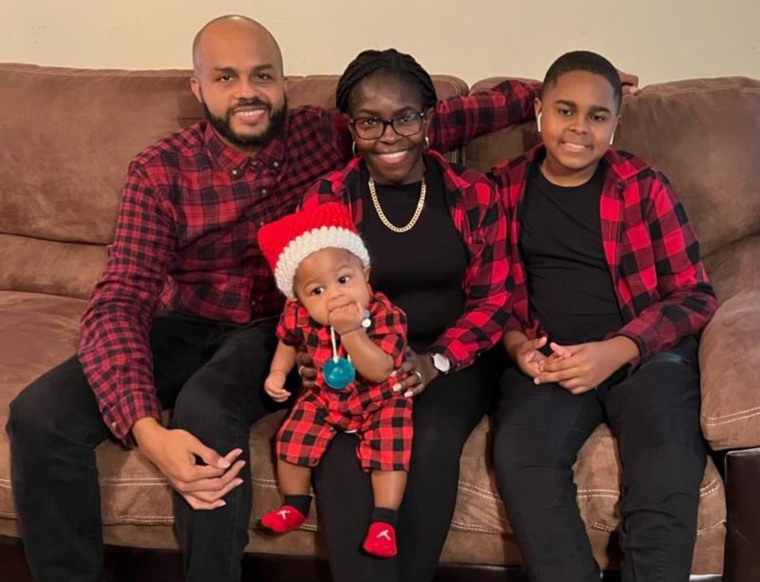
[{"xmin": 0, "ymin": 291, "xmax": 86, "ymax": 522}]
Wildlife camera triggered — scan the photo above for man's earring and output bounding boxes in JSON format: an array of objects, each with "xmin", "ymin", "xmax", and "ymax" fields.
[
  {"xmin": 536, "ymin": 112, "xmax": 542, "ymax": 133},
  {"xmin": 352, "ymin": 142, "xmax": 357, "ymax": 157},
  {"xmin": 609, "ymin": 131, "xmax": 615, "ymax": 146},
  {"xmin": 424, "ymin": 136, "xmax": 430, "ymax": 150}
]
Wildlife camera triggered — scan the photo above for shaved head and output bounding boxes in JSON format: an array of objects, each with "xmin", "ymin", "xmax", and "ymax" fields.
[
  {"xmin": 190, "ymin": 15, "xmax": 288, "ymax": 155},
  {"xmin": 192, "ymin": 15, "xmax": 283, "ymax": 76}
]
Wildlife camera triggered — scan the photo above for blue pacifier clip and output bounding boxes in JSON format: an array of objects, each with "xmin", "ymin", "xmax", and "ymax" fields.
[{"xmin": 321, "ymin": 310, "xmax": 371, "ymax": 390}]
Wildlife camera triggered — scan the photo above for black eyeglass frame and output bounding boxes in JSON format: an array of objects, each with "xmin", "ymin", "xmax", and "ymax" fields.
[{"xmin": 348, "ymin": 111, "xmax": 427, "ymax": 140}]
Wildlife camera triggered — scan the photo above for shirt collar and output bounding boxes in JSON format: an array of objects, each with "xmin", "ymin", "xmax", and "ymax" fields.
[{"xmin": 203, "ymin": 117, "xmax": 288, "ymax": 176}]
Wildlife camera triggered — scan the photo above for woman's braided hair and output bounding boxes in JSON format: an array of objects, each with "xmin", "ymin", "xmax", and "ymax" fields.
[{"xmin": 335, "ymin": 48, "xmax": 437, "ymax": 114}]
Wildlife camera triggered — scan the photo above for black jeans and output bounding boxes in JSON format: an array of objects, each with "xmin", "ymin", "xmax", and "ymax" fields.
[
  {"xmin": 492, "ymin": 338, "xmax": 707, "ymax": 582},
  {"xmin": 313, "ymin": 352, "xmax": 497, "ymax": 582},
  {"xmin": 6, "ymin": 311, "xmax": 278, "ymax": 582}
]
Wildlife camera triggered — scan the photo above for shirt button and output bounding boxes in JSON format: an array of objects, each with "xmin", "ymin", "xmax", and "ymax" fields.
[
  {"xmin": 111, "ymin": 421, "xmax": 117, "ymax": 429},
  {"xmin": 251, "ymin": 300, "xmax": 257, "ymax": 306},
  {"xmin": 272, "ymin": 161, "xmax": 280, "ymax": 168},
  {"xmin": 230, "ymin": 169, "xmax": 239, "ymax": 177},
  {"xmin": 261, "ymin": 187, "xmax": 268, "ymax": 195}
]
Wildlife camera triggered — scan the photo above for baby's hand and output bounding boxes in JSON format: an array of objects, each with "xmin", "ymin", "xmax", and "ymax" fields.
[
  {"xmin": 264, "ymin": 371, "xmax": 291, "ymax": 402},
  {"xmin": 328, "ymin": 301, "xmax": 364, "ymax": 335}
]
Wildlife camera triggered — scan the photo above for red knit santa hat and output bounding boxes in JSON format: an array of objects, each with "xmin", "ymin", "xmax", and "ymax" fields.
[{"xmin": 258, "ymin": 203, "xmax": 370, "ymax": 299}]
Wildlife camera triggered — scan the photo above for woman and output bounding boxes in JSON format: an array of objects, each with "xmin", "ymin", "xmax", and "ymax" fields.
[{"xmin": 299, "ymin": 49, "xmax": 510, "ymax": 582}]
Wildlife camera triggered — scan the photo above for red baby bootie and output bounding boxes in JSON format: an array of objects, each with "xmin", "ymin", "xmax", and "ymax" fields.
[
  {"xmin": 260, "ymin": 504, "xmax": 306, "ymax": 533},
  {"xmin": 362, "ymin": 520, "xmax": 397, "ymax": 558}
]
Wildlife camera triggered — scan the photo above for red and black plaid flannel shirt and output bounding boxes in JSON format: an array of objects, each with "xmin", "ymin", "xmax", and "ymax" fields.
[
  {"xmin": 301, "ymin": 150, "xmax": 510, "ymax": 371},
  {"xmin": 276, "ymin": 290, "xmax": 409, "ymax": 470},
  {"xmin": 78, "ymin": 80, "xmax": 537, "ymax": 442},
  {"xmin": 277, "ymin": 290, "xmax": 407, "ymax": 374},
  {"xmin": 489, "ymin": 146, "xmax": 717, "ymax": 366}
]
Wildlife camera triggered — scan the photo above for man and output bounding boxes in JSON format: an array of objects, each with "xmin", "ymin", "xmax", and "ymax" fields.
[{"xmin": 5, "ymin": 14, "xmax": 539, "ymax": 582}]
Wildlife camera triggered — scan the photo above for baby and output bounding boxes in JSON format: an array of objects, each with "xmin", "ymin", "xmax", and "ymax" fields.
[{"xmin": 257, "ymin": 202, "xmax": 411, "ymax": 558}]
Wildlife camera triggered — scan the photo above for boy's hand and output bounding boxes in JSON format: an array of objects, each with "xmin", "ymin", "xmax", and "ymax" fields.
[
  {"xmin": 264, "ymin": 371, "xmax": 291, "ymax": 402},
  {"xmin": 328, "ymin": 300, "xmax": 364, "ymax": 335},
  {"xmin": 534, "ymin": 337, "xmax": 638, "ymax": 394},
  {"xmin": 513, "ymin": 336, "xmax": 549, "ymax": 379}
]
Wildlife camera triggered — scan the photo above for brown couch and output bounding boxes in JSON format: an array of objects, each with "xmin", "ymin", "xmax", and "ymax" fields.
[{"xmin": 1, "ymin": 63, "xmax": 759, "ymax": 581}]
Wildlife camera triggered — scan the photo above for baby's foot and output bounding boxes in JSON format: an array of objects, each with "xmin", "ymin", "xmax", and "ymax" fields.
[
  {"xmin": 362, "ymin": 520, "xmax": 397, "ymax": 558},
  {"xmin": 260, "ymin": 504, "xmax": 306, "ymax": 533}
]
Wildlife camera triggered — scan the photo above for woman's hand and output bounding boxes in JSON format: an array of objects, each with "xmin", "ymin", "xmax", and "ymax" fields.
[
  {"xmin": 617, "ymin": 69, "xmax": 640, "ymax": 95},
  {"xmin": 294, "ymin": 350, "xmax": 317, "ymax": 389},
  {"xmin": 392, "ymin": 347, "xmax": 438, "ymax": 398}
]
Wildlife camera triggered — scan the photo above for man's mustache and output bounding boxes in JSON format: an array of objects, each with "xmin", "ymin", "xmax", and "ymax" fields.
[{"xmin": 232, "ymin": 98, "xmax": 270, "ymax": 111}]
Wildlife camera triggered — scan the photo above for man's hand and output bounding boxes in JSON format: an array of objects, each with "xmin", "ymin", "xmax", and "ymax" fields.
[
  {"xmin": 534, "ymin": 336, "xmax": 638, "ymax": 394},
  {"xmin": 264, "ymin": 370, "xmax": 291, "ymax": 402},
  {"xmin": 132, "ymin": 418, "xmax": 245, "ymax": 510}
]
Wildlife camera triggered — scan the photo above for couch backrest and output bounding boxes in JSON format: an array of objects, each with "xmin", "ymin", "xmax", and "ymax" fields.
[
  {"xmin": 0, "ymin": 63, "xmax": 466, "ymax": 299},
  {"xmin": 465, "ymin": 76, "xmax": 760, "ymax": 302}
]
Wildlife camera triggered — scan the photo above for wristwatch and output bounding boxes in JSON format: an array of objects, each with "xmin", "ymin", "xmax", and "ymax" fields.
[{"xmin": 428, "ymin": 353, "xmax": 451, "ymax": 375}]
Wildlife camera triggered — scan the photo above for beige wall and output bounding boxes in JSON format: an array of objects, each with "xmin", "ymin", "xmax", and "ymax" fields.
[{"xmin": 1, "ymin": 0, "xmax": 759, "ymax": 85}]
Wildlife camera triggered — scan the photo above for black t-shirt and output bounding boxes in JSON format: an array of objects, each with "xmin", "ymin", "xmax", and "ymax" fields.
[
  {"xmin": 519, "ymin": 162, "xmax": 623, "ymax": 344},
  {"xmin": 359, "ymin": 159, "xmax": 468, "ymax": 351}
]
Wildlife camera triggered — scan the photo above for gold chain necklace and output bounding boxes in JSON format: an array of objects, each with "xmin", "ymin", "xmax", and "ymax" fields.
[{"xmin": 367, "ymin": 177, "xmax": 426, "ymax": 234}]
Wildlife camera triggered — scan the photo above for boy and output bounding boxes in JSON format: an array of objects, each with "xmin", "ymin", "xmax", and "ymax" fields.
[
  {"xmin": 256, "ymin": 202, "xmax": 410, "ymax": 558},
  {"xmin": 489, "ymin": 51, "xmax": 717, "ymax": 581}
]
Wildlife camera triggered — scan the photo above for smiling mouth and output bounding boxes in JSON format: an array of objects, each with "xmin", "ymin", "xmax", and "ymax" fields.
[
  {"xmin": 561, "ymin": 141, "xmax": 591, "ymax": 153},
  {"xmin": 376, "ymin": 150, "xmax": 409, "ymax": 164},
  {"xmin": 234, "ymin": 108, "xmax": 267, "ymax": 117}
]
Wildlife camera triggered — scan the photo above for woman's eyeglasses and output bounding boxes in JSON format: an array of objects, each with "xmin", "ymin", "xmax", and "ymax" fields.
[{"xmin": 349, "ymin": 112, "xmax": 426, "ymax": 140}]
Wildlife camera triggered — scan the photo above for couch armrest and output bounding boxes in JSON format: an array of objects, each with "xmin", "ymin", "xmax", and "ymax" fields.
[{"xmin": 700, "ymin": 290, "xmax": 760, "ymax": 450}]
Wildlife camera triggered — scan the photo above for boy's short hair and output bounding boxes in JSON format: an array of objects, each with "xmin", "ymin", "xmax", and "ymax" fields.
[{"xmin": 542, "ymin": 50, "xmax": 622, "ymax": 110}]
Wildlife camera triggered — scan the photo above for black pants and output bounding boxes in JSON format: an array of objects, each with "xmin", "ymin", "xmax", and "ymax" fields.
[
  {"xmin": 492, "ymin": 338, "xmax": 706, "ymax": 582},
  {"xmin": 6, "ymin": 312, "xmax": 279, "ymax": 582},
  {"xmin": 313, "ymin": 353, "xmax": 497, "ymax": 582}
]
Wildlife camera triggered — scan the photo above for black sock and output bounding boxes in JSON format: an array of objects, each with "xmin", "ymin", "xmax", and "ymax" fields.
[
  {"xmin": 283, "ymin": 494, "xmax": 312, "ymax": 517},
  {"xmin": 370, "ymin": 507, "xmax": 398, "ymax": 527}
]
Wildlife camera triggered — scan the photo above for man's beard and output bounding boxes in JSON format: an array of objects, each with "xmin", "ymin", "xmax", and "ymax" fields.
[{"xmin": 202, "ymin": 97, "xmax": 288, "ymax": 149}]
